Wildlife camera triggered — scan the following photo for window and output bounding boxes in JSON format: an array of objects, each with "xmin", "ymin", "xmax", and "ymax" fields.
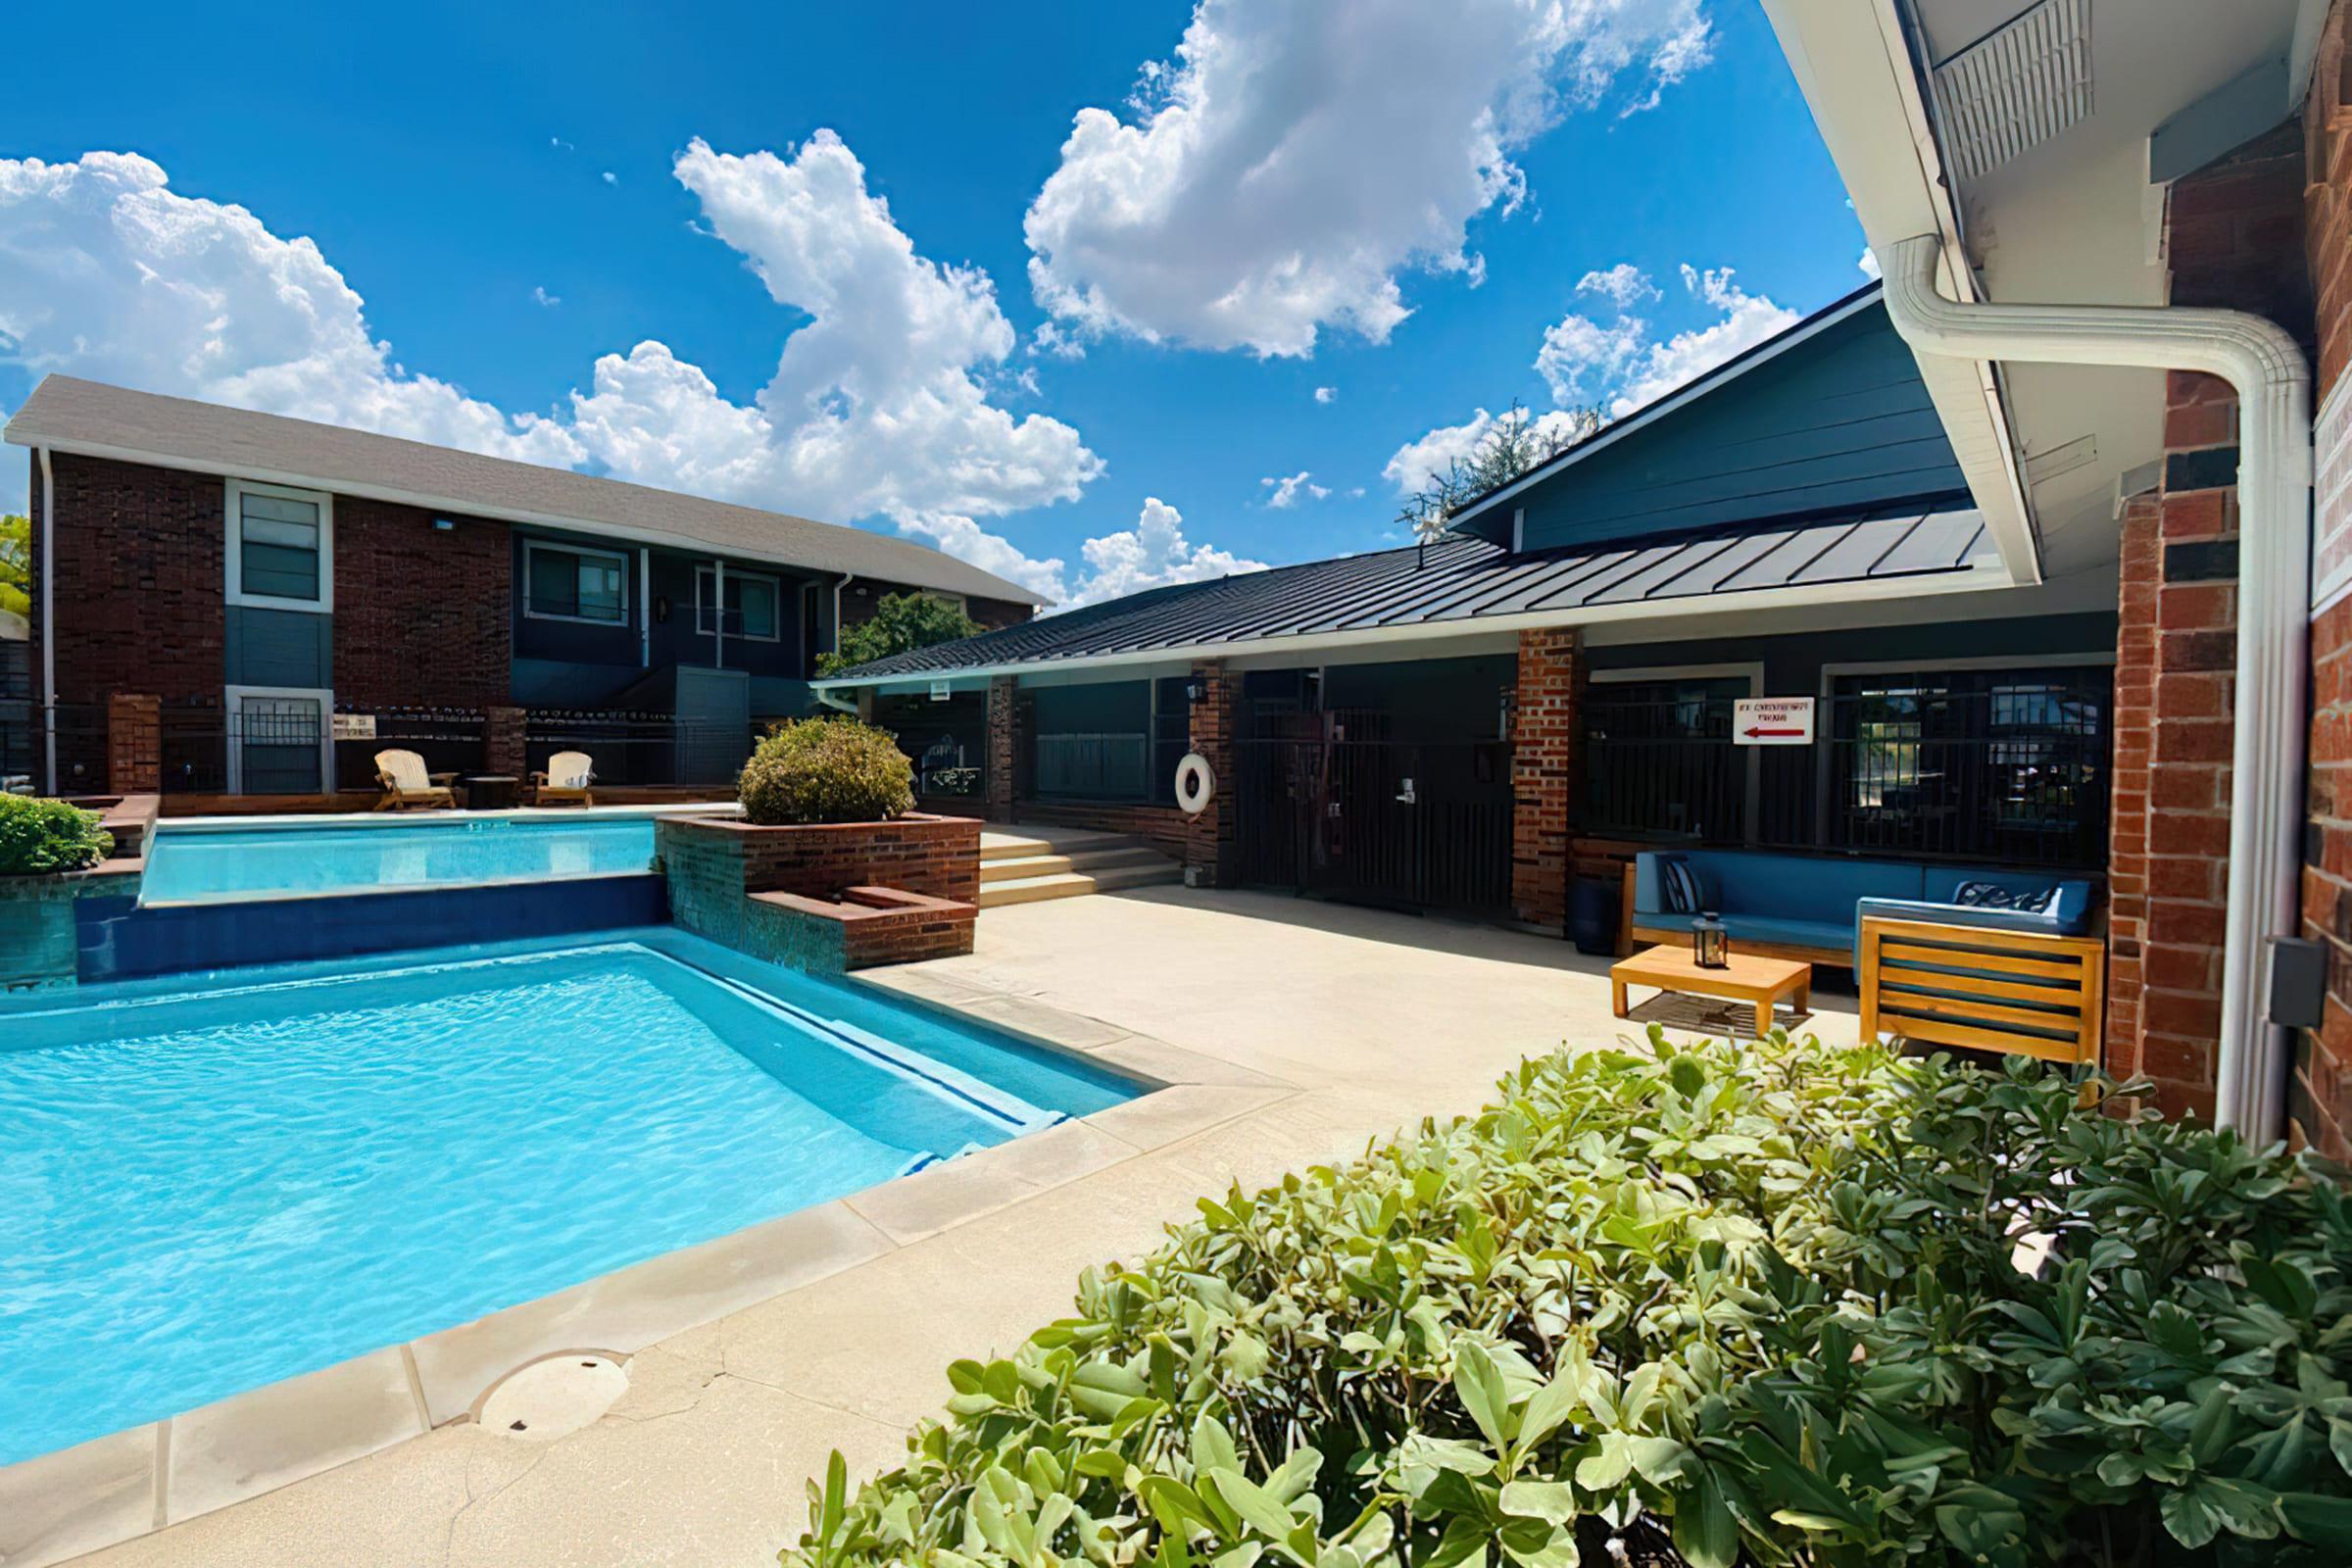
[
  {"xmin": 695, "ymin": 567, "xmax": 781, "ymax": 640},
  {"xmin": 1152, "ymin": 676, "xmax": 1192, "ymax": 804},
  {"xmin": 524, "ymin": 542, "xmax": 631, "ymax": 625},
  {"xmin": 225, "ymin": 685, "xmax": 331, "ymax": 794},
  {"xmin": 1581, "ymin": 672, "xmax": 1757, "ymax": 842},
  {"xmin": 226, "ymin": 480, "xmax": 332, "ymax": 611}
]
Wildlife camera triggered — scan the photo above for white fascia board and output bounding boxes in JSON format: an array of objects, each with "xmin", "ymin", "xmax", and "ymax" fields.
[
  {"xmin": 811, "ymin": 560, "xmax": 2013, "ymax": 692},
  {"xmin": 8, "ymin": 431, "xmax": 1040, "ymax": 605},
  {"xmin": 1760, "ymin": 0, "xmax": 2042, "ymax": 587}
]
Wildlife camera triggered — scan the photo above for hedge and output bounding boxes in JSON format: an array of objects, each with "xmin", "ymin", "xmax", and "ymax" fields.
[
  {"xmin": 785, "ymin": 1029, "xmax": 2352, "ymax": 1568},
  {"xmin": 739, "ymin": 717, "xmax": 914, "ymax": 826},
  {"xmin": 0, "ymin": 794, "xmax": 114, "ymax": 876}
]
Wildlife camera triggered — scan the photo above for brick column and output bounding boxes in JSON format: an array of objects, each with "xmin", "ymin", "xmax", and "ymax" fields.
[
  {"xmin": 2104, "ymin": 378, "xmax": 2242, "ymax": 1122},
  {"xmin": 483, "ymin": 705, "xmax": 526, "ymax": 780},
  {"xmin": 1510, "ymin": 628, "xmax": 1578, "ymax": 932},
  {"xmin": 1184, "ymin": 660, "xmax": 1237, "ymax": 886},
  {"xmin": 985, "ymin": 676, "xmax": 1018, "ymax": 820},
  {"xmin": 105, "ymin": 693, "xmax": 161, "ymax": 796},
  {"xmin": 2299, "ymin": 17, "xmax": 2352, "ymax": 1159}
]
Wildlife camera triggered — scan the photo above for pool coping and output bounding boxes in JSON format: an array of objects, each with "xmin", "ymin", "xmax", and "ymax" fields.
[
  {"xmin": 0, "ymin": 965, "xmax": 1297, "ymax": 1568},
  {"xmin": 154, "ymin": 800, "xmax": 744, "ymax": 832}
]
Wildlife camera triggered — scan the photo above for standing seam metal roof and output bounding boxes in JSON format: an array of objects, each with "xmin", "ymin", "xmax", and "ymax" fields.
[{"xmin": 826, "ymin": 500, "xmax": 1991, "ymax": 680}]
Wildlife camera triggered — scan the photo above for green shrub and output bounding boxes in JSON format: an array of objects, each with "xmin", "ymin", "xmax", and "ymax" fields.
[
  {"xmin": 0, "ymin": 794, "xmax": 114, "ymax": 875},
  {"xmin": 787, "ymin": 1032, "xmax": 2352, "ymax": 1568},
  {"xmin": 738, "ymin": 716, "xmax": 914, "ymax": 825}
]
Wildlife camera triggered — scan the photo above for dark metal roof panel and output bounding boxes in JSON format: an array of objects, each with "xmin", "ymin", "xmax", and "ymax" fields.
[{"xmin": 827, "ymin": 499, "xmax": 1994, "ymax": 680}]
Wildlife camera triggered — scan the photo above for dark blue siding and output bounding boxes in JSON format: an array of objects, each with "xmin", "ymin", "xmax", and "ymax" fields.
[{"xmin": 1473, "ymin": 301, "xmax": 1969, "ymax": 553}]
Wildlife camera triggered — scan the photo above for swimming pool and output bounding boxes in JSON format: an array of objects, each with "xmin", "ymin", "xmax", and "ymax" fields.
[
  {"xmin": 0, "ymin": 928, "xmax": 1137, "ymax": 1466},
  {"xmin": 138, "ymin": 813, "xmax": 672, "ymax": 904}
]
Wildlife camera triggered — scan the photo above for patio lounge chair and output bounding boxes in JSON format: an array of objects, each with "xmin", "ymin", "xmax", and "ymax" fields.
[
  {"xmin": 373, "ymin": 749, "xmax": 457, "ymax": 811},
  {"xmin": 531, "ymin": 751, "xmax": 596, "ymax": 808}
]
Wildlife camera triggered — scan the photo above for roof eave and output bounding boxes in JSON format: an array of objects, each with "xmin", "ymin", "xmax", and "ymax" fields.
[
  {"xmin": 3, "ymin": 395, "xmax": 1051, "ymax": 608},
  {"xmin": 1758, "ymin": 0, "xmax": 2042, "ymax": 588}
]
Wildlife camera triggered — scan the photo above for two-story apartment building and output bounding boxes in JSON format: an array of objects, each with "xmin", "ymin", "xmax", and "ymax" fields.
[{"xmin": 3, "ymin": 375, "xmax": 1040, "ymax": 797}]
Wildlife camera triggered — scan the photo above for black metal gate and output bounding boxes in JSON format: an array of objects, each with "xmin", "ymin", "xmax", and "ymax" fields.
[{"xmin": 1235, "ymin": 716, "xmax": 1512, "ymax": 917}]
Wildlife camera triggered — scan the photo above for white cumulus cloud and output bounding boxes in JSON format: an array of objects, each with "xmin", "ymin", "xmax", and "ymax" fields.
[
  {"xmin": 1858, "ymin": 247, "xmax": 1882, "ymax": 279},
  {"xmin": 1380, "ymin": 405, "xmax": 1598, "ymax": 498},
  {"xmin": 0, "ymin": 152, "xmax": 583, "ymax": 468},
  {"xmin": 1534, "ymin": 262, "xmax": 1797, "ymax": 416},
  {"xmin": 531, "ymin": 284, "xmax": 561, "ymax": 308},
  {"xmin": 565, "ymin": 133, "xmax": 1108, "ymax": 565},
  {"xmin": 1313, "ymin": 385, "xmax": 1337, "ymax": 404},
  {"xmin": 1023, "ymin": 0, "xmax": 1714, "ymax": 359},
  {"xmin": 1065, "ymin": 497, "xmax": 1267, "ymax": 609},
  {"xmin": 1260, "ymin": 470, "xmax": 1329, "ymax": 509},
  {"xmin": 1575, "ymin": 262, "xmax": 1660, "ymax": 308}
]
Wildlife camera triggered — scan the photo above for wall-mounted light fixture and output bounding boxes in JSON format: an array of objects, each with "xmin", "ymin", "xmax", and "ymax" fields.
[{"xmin": 1185, "ymin": 678, "xmax": 1206, "ymax": 704}]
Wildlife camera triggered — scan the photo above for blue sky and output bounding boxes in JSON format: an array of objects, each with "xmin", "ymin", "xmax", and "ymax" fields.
[{"xmin": 0, "ymin": 0, "xmax": 1871, "ymax": 606}]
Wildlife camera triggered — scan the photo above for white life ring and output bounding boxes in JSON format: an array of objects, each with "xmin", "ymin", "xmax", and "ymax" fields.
[{"xmin": 1174, "ymin": 752, "xmax": 1215, "ymax": 815}]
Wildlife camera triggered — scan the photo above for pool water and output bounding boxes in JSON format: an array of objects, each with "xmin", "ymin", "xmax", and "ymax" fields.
[
  {"xmin": 0, "ymin": 929, "xmax": 1135, "ymax": 1465},
  {"xmin": 139, "ymin": 815, "xmax": 662, "ymax": 904}
]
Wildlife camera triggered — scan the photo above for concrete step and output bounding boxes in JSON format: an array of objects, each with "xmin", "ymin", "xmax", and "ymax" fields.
[
  {"xmin": 975, "ymin": 858, "xmax": 1183, "ymax": 908},
  {"xmin": 978, "ymin": 828, "xmax": 1135, "ymax": 862},
  {"xmin": 978, "ymin": 846, "xmax": 1172, "ymax": 884}
]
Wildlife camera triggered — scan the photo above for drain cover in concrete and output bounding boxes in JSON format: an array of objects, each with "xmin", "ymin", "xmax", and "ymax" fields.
[{"xmin": 479, "ymin": 1353, "xmax": 628, "ymax": 1441}]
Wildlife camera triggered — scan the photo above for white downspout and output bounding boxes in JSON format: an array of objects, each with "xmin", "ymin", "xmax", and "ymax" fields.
[
  {"xmin": 831, "ymin": 573, "xmax": 856, "ymax": 662},
  {"xmin": 36, "ymin": 446, "xmax": 57, "ymax": 795},
  {"xmin": 1882, "ymin": 233, "xmax": 2313, "ymax": 1142}
]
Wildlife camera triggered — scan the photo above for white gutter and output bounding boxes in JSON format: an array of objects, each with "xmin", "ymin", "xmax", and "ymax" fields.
[
  {"xmin": 831, "ymin": 573, "xmax": 856, "ymax": 662},
  {"xmin": 36, "ymin": 446, "xmax": 56, "ymax": 794},
  {"xmin": 1883, "ymin": 233, "xmax": 2313, "ymax": 1142}
]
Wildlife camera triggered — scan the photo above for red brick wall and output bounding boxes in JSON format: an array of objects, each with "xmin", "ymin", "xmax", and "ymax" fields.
[
  {"xmin": 45, "ymin": 454, "xmax": 225, "ymax": 714},
  {"xmin": 661, "ymin": 811, "xmax": 981, "ymax": 906},
  {"xmin": 1183, "ymin": 660, "xmax": 1237, "ymax": 885},
  {"xmin": 106, "ymin": 693, "xmax": 161, "ymax": 795},
  {"xmin": 1511, "ymin": 628, "xmax": 1579, "ymax": 930},
  {"xmin": 2099, "ymin": 121, "xmax": 2311, "ymax": 1123},
  {"xmin": 2300, "ymin": 5, "xmax": 2352, "ymax": 1159},
  {"xmin": 332, "ymin": 497, "xmax": 511, "ymax": 709}
]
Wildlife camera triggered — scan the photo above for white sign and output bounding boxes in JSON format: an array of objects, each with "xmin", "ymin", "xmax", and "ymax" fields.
[
  {"xmin": 1734, "ymin": 698, "xmax": 1814, "ymax": 747},
  {"xmin": 331, "ymin": 712, "xmax": 376, "ymax": 741},
  {"xmin": 929, "ymin": 679, "xmax": 952, "ymax": 702},
  {"xmin": 2316, "ymin": 372, "xmax": 2352, "ymax": 614}
]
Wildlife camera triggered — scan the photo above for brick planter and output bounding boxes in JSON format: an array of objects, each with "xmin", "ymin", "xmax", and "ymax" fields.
[{"xmin": 658, "ymin": 812, "xmax": 980, "ymax": 971}]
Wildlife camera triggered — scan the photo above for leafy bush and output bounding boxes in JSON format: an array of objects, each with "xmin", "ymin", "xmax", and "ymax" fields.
[
  {"xmin": 816, "ymin": 592, "xmax": 986, "ymax": 676},
  {"xmin": 0, "ymin": 794, "xmax": 114, "ymax": 875},
  {"xmin": 787, "ymin": 1031, "xmax": 2352, "ymax": 1568},
  {"xmin": 738, "ymin": 716, "xmax": 914, "ymax": 825}
]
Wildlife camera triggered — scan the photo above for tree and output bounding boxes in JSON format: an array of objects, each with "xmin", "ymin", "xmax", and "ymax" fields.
[
  {"xmin": 816, "ymin": 591, "xmax": 986, "ymax": 675},
  {"xmin": 1394, "ymin": 402, "xmax": 1604, "ymax": 543},
  {"xmin": 0, "ymin": 514, "xmax": 28, "ymax": 619}
]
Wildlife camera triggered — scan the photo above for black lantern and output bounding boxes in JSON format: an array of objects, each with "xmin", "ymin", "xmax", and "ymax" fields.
[{"xmin": 1691, "ymin": 911, "xmax": 1729, "ymax": 969}]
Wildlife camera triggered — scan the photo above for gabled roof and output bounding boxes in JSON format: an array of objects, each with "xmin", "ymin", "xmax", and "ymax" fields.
[
  {"xmin": 3, "ymin": 375, "xmax": 1048, "ymax": 606},
  {"xmin": 823, "ymin": 501, "xmax": 1995, "ymax": 683},
  {"xmin": 1445, "ymin": 280, "xmax": 1889, "ymax": 532}
]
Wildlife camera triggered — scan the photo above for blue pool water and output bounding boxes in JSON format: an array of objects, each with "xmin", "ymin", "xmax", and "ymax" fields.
[
  {"xmin": 139, "ymin": 815, "xmax": 662, "ymax": 904},
  {"xmin": 0, "ymin": 928, "xmax": 1136, "ymax": 1465}
]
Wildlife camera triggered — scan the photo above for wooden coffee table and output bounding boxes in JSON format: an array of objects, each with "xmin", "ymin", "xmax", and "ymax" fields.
[{"xmin": 1610, "ymin": 944, "xmax": 1811, "ymax": 1037}]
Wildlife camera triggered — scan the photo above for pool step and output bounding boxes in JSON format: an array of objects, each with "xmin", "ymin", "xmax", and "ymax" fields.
[{"xmin": 973, "ymin": 832, "xmax": 1181, "ymax": 908}]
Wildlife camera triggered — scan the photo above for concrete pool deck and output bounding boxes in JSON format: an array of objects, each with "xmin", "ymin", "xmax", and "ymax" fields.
[{"xmin": 46, "ymin": 888, "xmax": 1863, "ymax": 1568}]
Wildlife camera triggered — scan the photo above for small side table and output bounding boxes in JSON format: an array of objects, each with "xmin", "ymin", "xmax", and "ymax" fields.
[
  {"xmin": 464, "ymin": 775, "xmax": 519, "ymax": 810},
  {"xmin": 1610, "ymin": 944, "xmax": 1811, "ymax": 1038}
]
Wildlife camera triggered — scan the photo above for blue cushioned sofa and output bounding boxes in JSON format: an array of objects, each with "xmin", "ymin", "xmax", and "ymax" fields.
[{"xmin": 1626, "ymin": 849, "xmax": 2097, "ymax": 968}]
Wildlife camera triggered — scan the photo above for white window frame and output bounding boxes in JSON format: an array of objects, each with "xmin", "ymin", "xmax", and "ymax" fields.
[
  {"xmin": 522, "ymin": 539, "xmax": 633, "ymax": 627},
  {"xmin": 225, "ymin": 478, "xmax": 334, "ymax": 612},
  {"xmin": 224, "ymin": 684, "xmax": 336, "ymax": 795},
  {"xmin": 696, "ymin": 565, "xmax": 784, "ymax": 641}
]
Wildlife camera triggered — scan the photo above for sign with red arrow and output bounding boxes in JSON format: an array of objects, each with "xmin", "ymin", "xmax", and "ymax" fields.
[{"xmin": 1734, "ymin": 697, "xmax": 1815, "ymax": 747}]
